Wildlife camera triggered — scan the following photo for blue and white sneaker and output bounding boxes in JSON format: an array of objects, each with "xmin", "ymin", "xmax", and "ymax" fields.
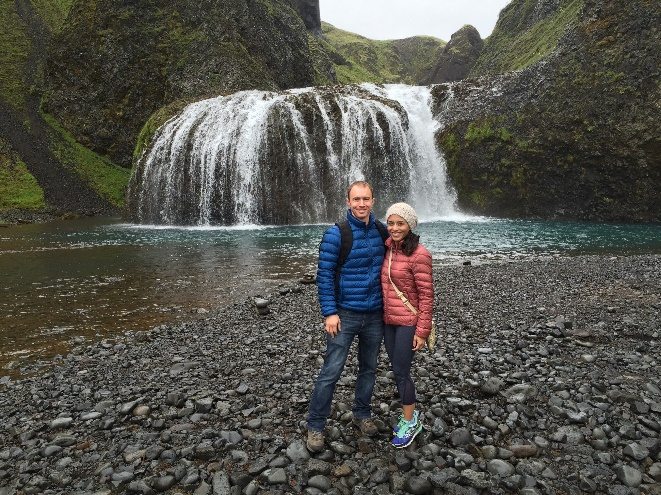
[
  {"xmin": 391, "ymin": 412, "xmax": 423, "ymax": 448},
  {"xmin": 392, "ymin": 410, "xmax": 419, "ymax": 435}
]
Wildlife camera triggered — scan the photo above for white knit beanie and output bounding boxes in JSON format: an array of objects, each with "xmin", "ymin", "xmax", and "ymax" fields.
[{"xmin": 385, "ymin": 202, "xmax": 418, "ymax": 230}]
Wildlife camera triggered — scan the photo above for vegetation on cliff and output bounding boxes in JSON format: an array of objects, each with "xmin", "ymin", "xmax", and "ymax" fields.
[
  {"xmin": 471, "ymin": 0, "xmax": 585, "ymax": 76},
  {"xmin": 0, "ymin": 138, "xmax": 45, "ymax": 211},
  {"xmin": 437, "ymin": 0, "xmax": 660, "ymax": 222},
  {"xmin": 319, "ymin": 22, "xmax": 445, "ymax": 84}
]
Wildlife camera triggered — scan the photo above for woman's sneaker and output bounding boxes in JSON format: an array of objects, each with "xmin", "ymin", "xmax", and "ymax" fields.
[
  {"xmin": 393, "ymin": 410, "xmax": 419, "ymax": 435},
  {"xmin": 391, "ymin": 413, "xmax": 422, "ymax": 448}
]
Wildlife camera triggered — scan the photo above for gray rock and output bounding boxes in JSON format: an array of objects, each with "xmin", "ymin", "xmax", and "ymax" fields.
[
  {"xmin": 50, "ymin": 417, "xmax": 73, "ymax": 429},
  {"xmin": 623, "ymin": 442, "xmax": 649, "ymax": 461},
  {"xmin": 450, "ymin": 427, "xmax": 474, "ymax": 446},
  {"xmin": 152, "ymin": 475, "xmax": 176, "ymax": 492},
  {"xmin": 307, "ymin": 475, "xmax": 331, "ymax": 491},
  {"xmin": 193, "ymin": 481, "xmax": 211, "ymax": 495},
  {"xmin": 487, "ymin": 459, "xmax": 515, "ymax": 477},
  {"xmin": 615, "ymin": 465, "xmax": 642, "ymax": 488},
  {"xmin": 212, "ymin": 471, "xmax": 231, "ymax": 495},
  {"xmin": 647, "ymin": 462, "xmax": 661, "ymax": 482},
  {"xmin": 404, "ymin": 475, "xmax": 432, "ymax": 494},
  {"xmin": 285, "ymin": 440, "xmax": 310, "ymax": 463},
  {"xmin": 265, "ymin": 468, "xmax": 288, "ymax": 485},
  {"xmin": 460, "ymin": 469, "xmax": 490, "ymax": 489},
  {"xmin": 504, "ymin": 384, "xmax": 538, "ymax": 403}
]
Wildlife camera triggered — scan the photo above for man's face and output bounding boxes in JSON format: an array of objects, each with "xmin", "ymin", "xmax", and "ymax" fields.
[{"xmin": 346, "ymin": 185, "xmax": 374, "ymax": 223}]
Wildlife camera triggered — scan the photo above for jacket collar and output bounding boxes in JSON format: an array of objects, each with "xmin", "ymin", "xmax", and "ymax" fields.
[{"xmin": 346, "ymin": 209, "xmax": 375, "ymax": 228}]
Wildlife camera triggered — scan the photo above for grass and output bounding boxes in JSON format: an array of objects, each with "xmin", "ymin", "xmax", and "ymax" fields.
[
  {"xmin": 0, "ymin": 0, "xmax": 30, "ymax": 110},
  {"xmin": 42, "ymin": 112, "xmax": 130, "ymax": 207},
  {"xmin": 321, "ymin": 22, "xmax": 444, "ymax": 84},
  {"xmin": 0, "ymin": 140, "xmax": 45, "ymax": 210},
  {"xmin": 472, "ymin": 0, "xmax": 585, "ymax": 75},
  {"xmin": 29, "ymin": 0, "xmax": 74, "ymax": 32}
]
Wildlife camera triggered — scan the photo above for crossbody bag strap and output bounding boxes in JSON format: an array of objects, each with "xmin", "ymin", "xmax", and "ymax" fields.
[{"xmin": 388, "ymin": 248, "xmax": 418, "ymax": 315}]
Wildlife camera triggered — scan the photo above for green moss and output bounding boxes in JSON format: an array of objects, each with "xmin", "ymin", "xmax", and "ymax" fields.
[
  {"xmin": 134, "ymin": 100, "xmax": 189, "ymax": 162},
  {"xmin": 0, "ymin": 141, "xmax": 45, "ymax": 210},
  {"xmin": 0, "ymin": 1, "xmax": 30, "ymax": 110},
  {"xmin": 42, "ymin": 111, "xmax": 130, "ymax": 207},
  {"xmin": 472, "ymin": 0, "xmax": 585, "ymax": 75},
  {"xmin": 464, "ymin": 119, "xmax": 513, "ymax": 144},
  {"xmin": 30, "ymin": 0, "xmax": 74, "ymax": 32}
]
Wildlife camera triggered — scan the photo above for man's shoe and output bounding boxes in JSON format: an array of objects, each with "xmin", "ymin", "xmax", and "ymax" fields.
[
  {"xmin": 306, "ymin": 430, "xmax": 325, "ymax": 452},
  {"xmin": 391, "ymin": 414, "xmax": 423, "ymax": 448},
  {"xmin": 353, "ymin": 417, "xmax": 378, "ymax": 437}
]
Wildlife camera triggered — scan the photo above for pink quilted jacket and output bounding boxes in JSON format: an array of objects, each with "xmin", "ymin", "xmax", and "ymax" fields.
[{"xmin": 380, "ymin": 237, "xmax": 434, "ymax": 338}]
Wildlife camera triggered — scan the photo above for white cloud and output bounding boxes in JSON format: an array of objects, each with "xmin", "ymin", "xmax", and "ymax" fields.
[{"xmin": 320, "ymin": 0, "xmax": 512, "ymax": 41}]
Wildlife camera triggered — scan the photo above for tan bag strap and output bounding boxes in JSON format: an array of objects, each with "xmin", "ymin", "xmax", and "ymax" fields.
[{"xmin": 388, "ymin": 248, "xmax": 418, "ymax": 315}]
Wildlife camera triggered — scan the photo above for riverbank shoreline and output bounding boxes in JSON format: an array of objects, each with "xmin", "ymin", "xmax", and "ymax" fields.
[{"xmin": 1, "ymin": 254, "xmax": 660, "ymax": 494}]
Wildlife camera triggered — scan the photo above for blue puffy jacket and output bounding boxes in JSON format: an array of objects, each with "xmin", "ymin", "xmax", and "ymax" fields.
[{"xmin": 317, "ymin": 210, "xmax": 385, "ymax": 316}]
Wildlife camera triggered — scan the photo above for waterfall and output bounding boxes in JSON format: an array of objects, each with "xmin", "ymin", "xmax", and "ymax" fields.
[{"xmin": 127, "ymin": 84, "xmax": 458, "ymax": 225}]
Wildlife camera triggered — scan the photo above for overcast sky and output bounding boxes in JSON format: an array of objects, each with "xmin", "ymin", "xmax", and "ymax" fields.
[{"xmin": 320, "ymin": 0, "xmax": 512, "ymax": 41}]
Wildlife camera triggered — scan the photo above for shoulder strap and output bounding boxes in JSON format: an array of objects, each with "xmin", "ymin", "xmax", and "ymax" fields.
[
  {"xmin": 336, "ymin": 220, "xmax": 352, "ymax": 268},
  {"xmin": 388, "ymin": 248, "xmax": 418, "ymax": 315}
]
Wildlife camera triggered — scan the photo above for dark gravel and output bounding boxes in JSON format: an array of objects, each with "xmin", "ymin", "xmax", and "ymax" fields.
[{"xmin": 0, "ymin": 255, "xmax": 660, "ymax": 495}]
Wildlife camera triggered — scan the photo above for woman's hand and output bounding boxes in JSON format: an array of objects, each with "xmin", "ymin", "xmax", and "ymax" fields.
[{"xmin": 412, "ymin": 335, "xmax": 426, "ymax": 351}]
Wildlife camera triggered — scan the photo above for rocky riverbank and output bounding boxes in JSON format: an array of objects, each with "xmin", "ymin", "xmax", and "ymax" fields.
[{"xmin": 1, "ymin": 255, "xmax": 660, "ymax": 495}]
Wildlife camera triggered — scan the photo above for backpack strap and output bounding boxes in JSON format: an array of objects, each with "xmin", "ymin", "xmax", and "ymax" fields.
[
  {"xmin": 336, "ymin": 218, "xmax": 388, "ymax": 269},
  {"xmin": 335, "ymin": 220, "xmax": 352, "ymax": 268}
]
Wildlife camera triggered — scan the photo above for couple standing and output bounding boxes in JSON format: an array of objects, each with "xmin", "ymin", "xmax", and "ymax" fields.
[{"xmin": 307, "ymin": 180, "xmax": 434, "ymax": 451}]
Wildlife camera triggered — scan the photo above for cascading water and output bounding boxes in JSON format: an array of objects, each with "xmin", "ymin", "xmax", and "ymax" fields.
[{"xmin": 127, "ymin": 84, "xmax": 459, "ymax": 225}]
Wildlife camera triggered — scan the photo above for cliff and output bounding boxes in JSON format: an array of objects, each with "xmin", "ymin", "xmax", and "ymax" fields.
[
  {"xmin": 436, "ymin": 0, "xmax": 660, "ymax": 222},
  {"xmin": 319, "ymin": 22, "xmax": 445, "ymax": 85},
  {"xmin": 43, "ymin": 0, "xmax": 333, "ymax": 168},
  {"xmin": 423, "ymin": 25, "xmax": 483, "ymax": 84}
]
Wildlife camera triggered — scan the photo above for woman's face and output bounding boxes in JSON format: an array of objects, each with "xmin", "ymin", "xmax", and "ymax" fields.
[{"xmin": 387, "ymin": 214, "xmax": 410, "ymax": 242}]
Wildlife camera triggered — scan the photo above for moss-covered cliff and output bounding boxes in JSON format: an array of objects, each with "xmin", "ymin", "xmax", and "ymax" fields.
[
  {"xmin": 43, "ymin": 0, "xmax": 334, "ymax": 168},
  {"xmin": 470, "ymin": 0, "xmax": 585, "ymax": 76},
  {"xmin": 437, "ymin": 0, "xmax": 660, "ymax": 222},
  {"xmin": 319, "ymin": 22, "xmax": 445, "ymax": 85},
  {"xmin": 0, "ymin": 0, "xmax": 125, "ymax": 221}
]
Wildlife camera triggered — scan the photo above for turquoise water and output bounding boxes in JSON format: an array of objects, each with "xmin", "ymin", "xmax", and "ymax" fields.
[{"xmin": 1, "ymin": 216, "xmax": 660, "ymax": 372}]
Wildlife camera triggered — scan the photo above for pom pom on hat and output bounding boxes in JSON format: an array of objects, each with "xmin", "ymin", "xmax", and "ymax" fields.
[{"xmin": 385, "ymin": 202, "xmax": 418, "ymax": 230}]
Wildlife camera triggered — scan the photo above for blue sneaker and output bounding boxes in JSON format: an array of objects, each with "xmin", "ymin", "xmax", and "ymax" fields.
[
  {"xmin": 392, "ymin": 410, "xmax": 418, "ymax": 435},
  {"xmin": 391, "ymin": 412, "xmax": 423, "ymax": 448}
]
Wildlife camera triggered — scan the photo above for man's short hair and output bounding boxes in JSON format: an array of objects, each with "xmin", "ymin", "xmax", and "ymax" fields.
[{"xmin": 346, "ymin": 180, "xmax": 374, "ymax": 199}]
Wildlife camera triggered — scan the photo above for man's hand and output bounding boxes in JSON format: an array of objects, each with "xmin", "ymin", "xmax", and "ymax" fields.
[
  {"xmin": 325, "ymin": 314, "xmax": 341, "ymax": 337},
  {"xmin": 412, "ymin": 335, "xmax": 426, "ymax": 352}
]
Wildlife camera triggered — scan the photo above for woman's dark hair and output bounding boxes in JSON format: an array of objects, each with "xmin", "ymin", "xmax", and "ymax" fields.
[{"xmin": 400, "ymin": 231, "xmax": 420, "ymax": 256}]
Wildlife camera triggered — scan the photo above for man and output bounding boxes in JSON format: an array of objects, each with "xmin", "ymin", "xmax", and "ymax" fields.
[{"xmin": 306, "ymin": 180, "xmax": 386, "ymax": 452}]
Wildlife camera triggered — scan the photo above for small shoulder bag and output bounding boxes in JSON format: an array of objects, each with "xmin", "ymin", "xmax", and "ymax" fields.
[{"xmin": 388, "ymin": 248, "xmax": 437, "ymax": 353}]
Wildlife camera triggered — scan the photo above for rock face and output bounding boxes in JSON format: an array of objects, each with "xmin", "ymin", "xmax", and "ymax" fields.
[
  {"xmin": 434, "ymin": 0, "xmax": 661, "ymax": 222},
  {"xmin": 288, "ymin": 0, "xmax": 321, "ymax": 35},
  {"xmin": 43, "ymin": 0, "xmax": 331, "ymax": 167},
  {"xmin": 423, "ymin": 25, "xmax": 483, "ymax": 83},
  {"xmin": 471, "ymin": 0, "xmax": 579, "ymax": 76}
]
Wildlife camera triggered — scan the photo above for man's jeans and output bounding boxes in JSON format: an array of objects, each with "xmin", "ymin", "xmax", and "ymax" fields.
[{"xmin": 307, "ymin": 309, "xmax": 384, "ymax": 432}]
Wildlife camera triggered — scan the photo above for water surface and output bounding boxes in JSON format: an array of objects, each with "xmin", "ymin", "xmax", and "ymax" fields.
[{"xmin": 1, "ymin": 217, "xmax": 660, "ymax": 373}]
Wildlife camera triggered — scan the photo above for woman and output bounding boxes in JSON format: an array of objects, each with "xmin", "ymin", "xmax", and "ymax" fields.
[{"xmin": 381, "ymin": 202, "xmax": 434, "ymax": 448}]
